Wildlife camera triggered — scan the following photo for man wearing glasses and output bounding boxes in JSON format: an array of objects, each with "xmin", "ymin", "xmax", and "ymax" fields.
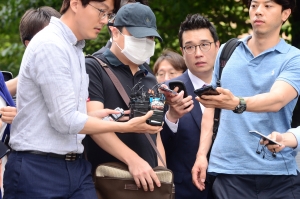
[
  {"xmin": 90, "ymin": 0, "xmax": 150, "ymax": 60},
  {"xmin": 3, "ymin": 0, "xmax": 162, "ymax": 198},
  {"xmin": 160, "ymin": 13, "xmax": 219, "ymax": 199}
]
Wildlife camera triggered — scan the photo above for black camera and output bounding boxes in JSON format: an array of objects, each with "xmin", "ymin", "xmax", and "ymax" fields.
[{"xmin": 129, "ymin": 82, "xmax": 165, "ymax": 126}]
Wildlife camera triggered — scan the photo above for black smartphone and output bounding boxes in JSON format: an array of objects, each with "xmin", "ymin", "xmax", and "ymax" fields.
[
  {"xmin": 249, "ymin": 130, "xmax": 282, "ymax": 146},
  {"xmin": 0, "ymin": 142, "xmax": 10, "ymax": 159},
  {"xmin": 103, "ymin": 107, "xmax": 125, "ymax": 121},
  {"xmin": 1, "ymin": 71, "xmax": 13, "ymax": 82},
  {"xmin": 158, "ymin": 85, "xmax": 178, "ymax": 95},
  {"xmin": 194, "ymin": 85, "xmax": 219, "ymax": 97},
  {"xmin": 110, "ymin": 107, "xmax": 125, "ymax": 121},
  {"xmin": 169, "ymin": 80, "xmax": 188, "ymax": 98}
]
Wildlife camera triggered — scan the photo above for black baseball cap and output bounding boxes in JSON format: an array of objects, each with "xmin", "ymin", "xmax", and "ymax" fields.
[{"xmin": 113, "ymin": 3, "xmax": 162, "ymax": 42}]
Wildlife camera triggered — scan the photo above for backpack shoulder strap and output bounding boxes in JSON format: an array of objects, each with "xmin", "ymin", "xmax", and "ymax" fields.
[
  {"xmin": 217, "ymin": 38, "xmax": 241, "ymax": 86},
  {"xmin": 86, "ymin": 54, "xmax": 130, "ymax": 107},
  {"xmin": 209, "ymin": 38, "xmax": 241, "ymax": 160}
]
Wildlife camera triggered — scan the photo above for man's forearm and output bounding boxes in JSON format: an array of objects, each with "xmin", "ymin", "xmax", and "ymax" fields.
[
  {"xmin": 244, "ymin": 81, "xmax": 297, "ymax": 112},
  {"xmin": 80, "ymin": 117, "xmax": 125, "ymax": 135},
  {"xmin": 91, "ymin": 132, "xmax": 140, "ymax": 164},
  {"xmin": 5, "ymin": 77, "xmax": 17, "ymax": 96},
  {"xmin": 197, "ymin": 108, "xmax": 214, "ymax": 157}
]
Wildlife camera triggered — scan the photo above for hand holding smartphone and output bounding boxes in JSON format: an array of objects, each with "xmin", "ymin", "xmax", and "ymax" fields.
[
  {"xmin": 249, "ymin": 130, "xmax": 282, "ymax": 146},
  {"xmin": 103, "ymin": 107, "xmax": 125, "ymax": 121},
  {"xmin": 194, "ymin": 85, "xmax": 219, "ymax": 97},
  {"xmin": 168, "ymin": 80, "xmax": 188, "ymax": 98},
  {"xmin": 158, "ymin": 85, "xmax": 178, "ymax": 95}
]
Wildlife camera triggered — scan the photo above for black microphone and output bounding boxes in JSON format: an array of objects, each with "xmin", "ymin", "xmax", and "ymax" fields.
[
  {"xmin": 272, "ymin": 149, "xmax": 277, "ymax": 158},
  {"xmin": 256, "ymin": 146, "xmax": 263, "ymax": 154},
  {"xmin": 256, "ymin": 149, "xmax": 261, "ymax": 154}
]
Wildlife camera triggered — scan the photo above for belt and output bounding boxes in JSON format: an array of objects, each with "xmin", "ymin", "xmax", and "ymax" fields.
[{"xmin": 14, "ymin": 150, "xmax": 82, "ymax": 161}]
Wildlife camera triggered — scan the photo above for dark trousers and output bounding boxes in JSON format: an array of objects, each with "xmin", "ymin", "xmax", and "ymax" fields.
[
  {"xmin": 213, "ymin": 172, "xmax": 300, "ymax": 199},
  {"xmin": 3, "ymin": 151, "xmax": 97, "ymax": 199}
]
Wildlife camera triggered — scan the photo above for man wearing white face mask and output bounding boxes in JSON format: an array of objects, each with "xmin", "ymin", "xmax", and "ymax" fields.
[
  {"xmin": 84, "ymin": 3, "xmax": 165, "ymax": 192},
  {"xmin": 93, "ymin": 0, "xmax": 153, "ymax": 68}
]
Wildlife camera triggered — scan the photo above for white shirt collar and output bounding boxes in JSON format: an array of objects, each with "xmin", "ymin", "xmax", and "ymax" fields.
[
  {"xmin": 187, "ymin": 69, "xmax": 206, "ymax": 90},
  {"xmin": 187, "ymin": 69, "xmax": 207, "ymax": 113}
]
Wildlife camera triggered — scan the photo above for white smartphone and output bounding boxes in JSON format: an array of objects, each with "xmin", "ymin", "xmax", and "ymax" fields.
[{"xmin": 249, "ymin": 130, "xmax": 282, "ymax": 146}]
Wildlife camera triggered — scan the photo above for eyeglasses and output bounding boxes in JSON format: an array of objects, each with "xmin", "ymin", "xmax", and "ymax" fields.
[
  {"xmin": 88, "ymin": 3, "xmax": 115, "ymax": 20},
  {"xmin": 183, "ymin": 42, "xmax": 214, "ymax": 54},
  {"xmin": 156, "ymin": 71, "xmax": 182, "ymax": 79},
  {"xmin": 108, "ymin": 13, "xmax": 116, "ymax": 23}
]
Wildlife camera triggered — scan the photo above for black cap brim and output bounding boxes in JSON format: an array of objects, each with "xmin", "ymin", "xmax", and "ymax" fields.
[{"xmin": 126, "ymin": 26, "xmax": 163, "ymax": 42}]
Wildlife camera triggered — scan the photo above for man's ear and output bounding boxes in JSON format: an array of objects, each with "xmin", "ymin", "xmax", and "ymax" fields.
[
  {"xmin": 215, "ymin": 41, "xmax": 220, "ymax": 50},
  {"xmin": 282, "ymin": 8, "xmax": 291, "ymax": 23},
  {"xmin": 24, "ymin": 40, "xmax": 30, "ymax": 47},
  {"xmin": 180, "ymin": 47, "xmax": 185, "ymax": 58},
  {"xmin": 69, "ymin": 0, "xmax": 80, "ymax": 13},
  {"xmin": 111, "ymin": 27, "xmax": 120, "ymax": 41}
]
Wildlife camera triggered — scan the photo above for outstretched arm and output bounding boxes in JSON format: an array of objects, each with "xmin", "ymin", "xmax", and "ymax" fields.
[
  {"xmin": 263, "ymin": 131, "xmax": 298, "ymax": 152},
  {"xmin": 198, "ymin": 80, "xmax": 297, "ymax": 112},
  {"xmin": 87, "ymin": 101, "xmax": 161, "ymax": 191},
  {"xmin": 192, "ymin": 107, "xmax": 214, "ymax": 191}
]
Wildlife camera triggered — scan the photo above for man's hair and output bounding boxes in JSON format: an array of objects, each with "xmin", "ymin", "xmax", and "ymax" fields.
[
  {"xmin": 153, "ymin": 49, "xmax": 187, "ymax": 75},
  {"xmin": 178, "ymin": 14, "xmax": 219, "ymax": 48},
  {"xmin": 19, "ymin": 6, "xmax": 61, "ymax": 46},
  {"xmin": 120, "ymin": 0, "xmax": 149, "ymax": 7},
  {"xmin": 60, "ymin": 0, "xmax": 121, "ymax": 14},
  {"xmin": 247, "ymin": 0, "xmax": 296, "ymax": 12}
]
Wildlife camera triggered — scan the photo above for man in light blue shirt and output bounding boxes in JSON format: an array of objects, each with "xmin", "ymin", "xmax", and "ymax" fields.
[
  {"xmin": 192, "ymin": 0, "xmax": 300, "ymax": 198},
  {"xmin": 3, "ymin": 1, "xmax": 161, "ymax": 198}
]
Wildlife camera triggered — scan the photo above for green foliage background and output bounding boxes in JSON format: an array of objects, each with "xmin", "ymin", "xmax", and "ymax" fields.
[{"xmin": 1, "ymin": 0, "xmax": 300, "ymax": 126}]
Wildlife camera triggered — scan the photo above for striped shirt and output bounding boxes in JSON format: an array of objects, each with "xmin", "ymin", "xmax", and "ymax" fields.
[{"xmin": 9, "ymin": 17, "xmax": 89, "ymax": 154}]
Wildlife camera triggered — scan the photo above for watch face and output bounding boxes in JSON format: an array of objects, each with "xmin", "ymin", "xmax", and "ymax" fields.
[
  {"xmin": 233, "ymin": 97, "xmax": 246, "ymax": 114},
  {"xmin": 234, "ymin": 104, "xmax": 246, "ymax": 114},
  {"xmin": 238, "ymin": 105, "xmax": 246, "ymax": 113}
]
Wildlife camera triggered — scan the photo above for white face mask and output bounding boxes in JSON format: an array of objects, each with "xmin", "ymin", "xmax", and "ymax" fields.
[{"xmin": 115, "ymin": 32, "xmax": 155, "ymax": 65}]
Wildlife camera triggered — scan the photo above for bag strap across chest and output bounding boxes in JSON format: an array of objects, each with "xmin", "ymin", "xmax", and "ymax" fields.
[{"xmin": 86, "ymin": 54, "xmax": 167, "ymax": 168}]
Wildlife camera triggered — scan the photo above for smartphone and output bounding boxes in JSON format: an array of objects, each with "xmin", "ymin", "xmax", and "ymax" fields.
[
  {"xmin": 1, "ymin": 71, "xmax": 13, "ymax": 82},
  {"xmin": 103, "ymin": 107, "xmax": 125, "ymax": 121},
  {"xmin": 158, "ymin": 85, "xmax": 178, "ymax": 95},
  {"xmin": 249, "ymin": 130, "xmax": 282, "ymax": 146},
  {"xmin": 169, "ymin": 80, "xmax": 188, "ymax": 98},
  {"xmin": 0, "ymin": 142, "xmax": 10, "ymax": 159},
  {"xmin": 194, "ymin": 85, "xmax": 219, "ymax": 97},
  {"xmin": 110, "ymin": 107, "xmax": 125, "ymax": 121}
]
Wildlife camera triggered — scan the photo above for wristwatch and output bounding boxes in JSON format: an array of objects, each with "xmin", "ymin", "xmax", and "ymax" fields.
[{"xmin": 233, "ymin": 97, "xmax": 246, "ymax": 114}]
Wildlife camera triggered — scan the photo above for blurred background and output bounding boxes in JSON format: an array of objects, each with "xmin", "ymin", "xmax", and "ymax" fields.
[{"xmin": 0, "ymin": 0, "xmax": 300, "ymax": 127}]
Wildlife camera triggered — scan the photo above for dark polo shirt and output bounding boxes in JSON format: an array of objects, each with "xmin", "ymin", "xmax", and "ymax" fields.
[{"xmin": 84, "ymin": 49, "xmax": 158, "ymax": 173}]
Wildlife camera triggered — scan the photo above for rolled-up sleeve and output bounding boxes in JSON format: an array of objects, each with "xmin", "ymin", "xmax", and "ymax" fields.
[
  {"xmin": 31, "ymin": 41, "xmax": 88, "ymax": 135},
  {"xmin": 288, "ymin": 127, "xmax": 300, "ymax": 151}
]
